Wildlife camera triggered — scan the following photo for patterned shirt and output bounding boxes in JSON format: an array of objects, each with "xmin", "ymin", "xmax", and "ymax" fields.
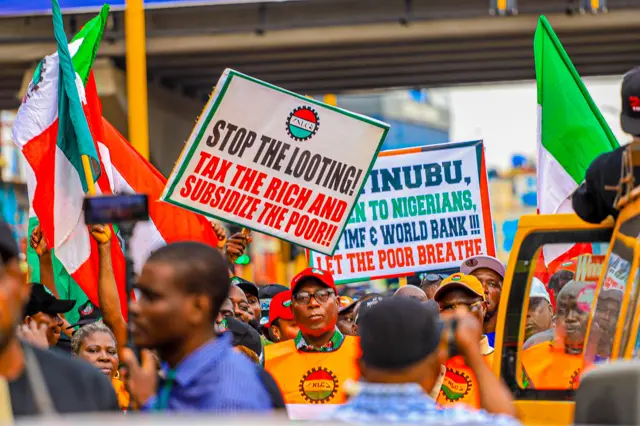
[
  {"xmin": 142, "ymin": 333, "xmax": 272, "ymax": 413},
  {"xmin": 328, "ymin": 382, "xmax": 521, "ymax": 425},
  {"xmin": 294, "ymin": 329, "xmax": 345, "ymax": 353}
]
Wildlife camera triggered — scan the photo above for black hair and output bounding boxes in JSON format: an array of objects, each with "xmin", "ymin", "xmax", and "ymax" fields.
[
  {"xmin": 147, "ymin": 242, "xmax": 230, "ymax": 322},
  {"xmin": 548, "ymin": 270, "xmax": 575, "ymax": 293},
  {"xmin": 267, "ymin": 318, "xmax": 280, "ymax": 342}
]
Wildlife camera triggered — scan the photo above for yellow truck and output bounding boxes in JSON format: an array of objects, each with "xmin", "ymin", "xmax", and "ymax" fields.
[{"xmin": 491, "ymin": 183, "xmax": 640, "ymax": 424}]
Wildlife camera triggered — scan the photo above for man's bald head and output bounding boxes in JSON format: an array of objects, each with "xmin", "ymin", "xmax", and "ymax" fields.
[
  {"xmin": 557, "ymin": 279, "xmax": 587, "ymax": 302},
  {"xmin": 394, "ymin": 286, "xmax": 428, "ymax": 302},
  {"xmin": 555, "ymin": 280, "xmax": 591, "ymax": 354}
]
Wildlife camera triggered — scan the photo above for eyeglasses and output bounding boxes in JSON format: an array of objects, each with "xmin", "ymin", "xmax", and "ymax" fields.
[
  {"xmin": 440, "ymin": 300, "xmax": 483, "ymax": 312},
  {"xmin": 292, "ymin": 289, "xmax": 335, "ymax": 305}
]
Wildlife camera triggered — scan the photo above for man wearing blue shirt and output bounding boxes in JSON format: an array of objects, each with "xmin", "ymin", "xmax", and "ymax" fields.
[
  {"xmin": 328, "ymin": 297, "xmax": 520, "ymax": 424},
  {"xmin": 121, "ymin": 242, "xmax": 272, "ymax": 412}
]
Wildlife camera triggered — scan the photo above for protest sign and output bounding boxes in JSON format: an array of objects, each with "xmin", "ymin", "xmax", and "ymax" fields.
[
  {"xmin": 309, "ymin": 141, "xmax": 496, "ymax": 283},
  {"xmin": 161, "ymin": 69, "xmax": 389, "ymax": 255}
]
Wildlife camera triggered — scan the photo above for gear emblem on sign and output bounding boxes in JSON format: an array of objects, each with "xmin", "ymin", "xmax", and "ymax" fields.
[
  {"xmin": 299, "ymin": 367, "xmax": 339, "ymax": 404},
  {"xmin": 286, "ymin": 106, "xmax": 320, "ymax": 141}
]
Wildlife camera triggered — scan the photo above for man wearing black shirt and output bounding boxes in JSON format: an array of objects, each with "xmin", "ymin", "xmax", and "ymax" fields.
[
  {"xmin": 0, "ymin": 219, "xmax": 118, "ymax": 417},
  {"xmin": 573, "ymin": 67, "xmax": 640, "ymax": 223}
]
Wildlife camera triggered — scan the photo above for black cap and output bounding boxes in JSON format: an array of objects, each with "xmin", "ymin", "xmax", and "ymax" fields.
[
  {"xmin": 67, "ymin": 300, "xmax": 102, "ymax": 329},
  {"xmin": 258, "ymin": 284, "xmax": 289, "ymax": 300},
  {"xmin": 359, "ymin": 297, "xmax": 442, "ymax": 370},
  {"xmin": 231, "ymin": 276, "xmax": 259, "ymax": 299},
  {"xmin": 258, "ymin": 284, "xmax": 289, "ymax": 318},
  {"xmin": 25, "ymin": 284, "xmax": 76, "ymax": 317},
  {"xmin": 224, "ymin": 316, "xmax": 262, "ymax": 357},
  {"xmin": 0, "ymin": 219, "xmax": 18, "ymax": 265},
  {"xmin": 621, "ymin": 67, "xmax": 640, "ymax": 136},
  {"xmin": 355, "ymin": 295, "xmax": 384, "ymax": 325}
]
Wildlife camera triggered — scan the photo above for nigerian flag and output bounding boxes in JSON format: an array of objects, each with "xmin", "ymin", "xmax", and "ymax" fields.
[
  {"xmin": 535, "ymin": 15, "xmax": 619, "ymax": 218},
  {"xmin": 15, "ymin": 2, "xmax": 109, "ymax": 324}
]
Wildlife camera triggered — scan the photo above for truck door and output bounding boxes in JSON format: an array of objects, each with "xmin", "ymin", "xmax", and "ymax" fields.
[{"xmin": 492, "ymin": 214, "xmax": 613, "ymax": 425}]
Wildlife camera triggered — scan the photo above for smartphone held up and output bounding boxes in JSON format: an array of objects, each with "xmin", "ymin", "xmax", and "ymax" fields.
[{"xmin": 83, "ymin": 194, "xmax": 149, "ymax": 225}]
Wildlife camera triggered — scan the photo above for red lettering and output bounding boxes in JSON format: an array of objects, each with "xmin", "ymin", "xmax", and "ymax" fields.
[
  {"xmin": 193, "ymin": 151, "xmax": 212, "ymax": 174},
  {"xmin": 263, "ymin": 177, "xmax": 283, "ymax": 201},
  {"xmin": 333, "ymin": 254, "xmax": 344, "ymax": 275},
  {"xmin": 474, "ymin": 238, "xmax": 482, "ymax": 255},
  {"xmin": 426, "ymin": 244, "xmax": 436, "ymax": 264},
  {"xmin": 179, "ymin": 174, "xmax": 197, "ymax": 197},
  {"xmin": 284, "ymin": 211, "xmax": 300, "ymax": 233},
  {"xmin": 209, "ymin": 186, "xmax": 226, "ymax": 208},
  {"xmin": 229, "ymin": 164, "xmax": 246, "ymax": 187},
  {"xmin": 445, "ymin": 242, "xmax": 456, "ymax": 262},
  {"xmin": 417, "ymin": 245, "xmax": 426, "ymax": 264},
  {"xmin": 435, "ymin": 243, "xmax": 445, "ymax": 263}
]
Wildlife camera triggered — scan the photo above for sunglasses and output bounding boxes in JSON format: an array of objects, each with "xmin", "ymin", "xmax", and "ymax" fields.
[
  {"xmin": 292, "ymin": 289, "xmax": 335, "ymax": 305},
  {"xmin": 421, "ymin": 273, "xmax": 448, "ymax": 282}
]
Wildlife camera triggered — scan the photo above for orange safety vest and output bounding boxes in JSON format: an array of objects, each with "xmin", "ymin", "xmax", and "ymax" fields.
[
  {"xmin": 436, "ymin": 335, "xmax": 494, "ymax": 409},
  {"xmin": 263, "ymin": 335, "xmax": 360, "ymax": 407},
  {"xmin": 521, "ymin": 340, "xmax": 583, "ymax": 390}
]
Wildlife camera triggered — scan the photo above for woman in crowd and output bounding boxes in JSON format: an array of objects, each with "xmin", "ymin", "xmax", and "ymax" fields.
[{"xmin": 71, "ymin": 322, "xmax": 130, "ymax": 410}]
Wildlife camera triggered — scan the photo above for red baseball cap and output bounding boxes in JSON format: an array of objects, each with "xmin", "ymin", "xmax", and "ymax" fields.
[
  {"xmin": 290, "ymin": 267, "xmax": 337, "ymax": 294},
  {"xmin": 265, "ymin": 290, "xmax": 294, "ymax": 328}
]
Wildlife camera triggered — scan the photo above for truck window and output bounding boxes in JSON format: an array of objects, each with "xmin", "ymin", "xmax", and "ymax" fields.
[
  {"xmin": 583, "ymin": 245, "xmax": 630, "ymax": 366},
  {"xmin": 497, "ymin": 226, "xmax": 612, "ymax": 403},
  {"xmin": 518, "ymin": 243, "xmax": 607, "ymax": 391},
  {"xmin": 620, "ymin": 269, "xmax": 640, "ymax": 356},
  {"xmin": 614, "ymin": 214, "xmax": 640, "ymax": 358}
]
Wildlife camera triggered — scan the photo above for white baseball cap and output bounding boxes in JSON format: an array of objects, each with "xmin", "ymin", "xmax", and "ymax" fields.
[
  {"xmin": 530, "ymin": 277, "xmax": 551, "ymax": 304},
  {"xmin": 460, "ymin": 255, "xmax": 506, "ymax": 278}
]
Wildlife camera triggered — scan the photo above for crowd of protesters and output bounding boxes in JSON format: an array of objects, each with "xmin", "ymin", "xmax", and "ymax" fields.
[
  {"xmin": 5, "ymin": 185, "xmax": 610, "ymax": 425},
  {"xmin": 0, "ymin": 208, "xmax": 530, "ymax": 425}
]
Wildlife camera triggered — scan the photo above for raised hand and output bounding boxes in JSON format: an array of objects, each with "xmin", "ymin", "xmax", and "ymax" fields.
[
  {"xmin": 89, "ymin": 224, "xmax": 112, "ymax": 246},
  {"xmin": 29, "ymin": 225, "xmax": 49, "ymax": 256}
]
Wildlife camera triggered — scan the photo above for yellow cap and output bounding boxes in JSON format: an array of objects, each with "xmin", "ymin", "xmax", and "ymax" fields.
[
  {"xmin": 339, "ymin": 296, "xmax": 354, "ymax": 309},
  {"xmin": 433, "ymin": 273, "xmax": 485, "ymax": 302}
]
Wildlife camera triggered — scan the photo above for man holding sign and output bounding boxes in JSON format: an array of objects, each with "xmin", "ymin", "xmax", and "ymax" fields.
[{"xmin": 263, "ymin": 268, "xmax": 359, "ymax": 420}]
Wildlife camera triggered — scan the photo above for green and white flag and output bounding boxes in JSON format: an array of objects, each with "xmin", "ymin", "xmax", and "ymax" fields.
[{"xmin": 535, "ymin": 15, "xmax": 619, "ymax": 217}]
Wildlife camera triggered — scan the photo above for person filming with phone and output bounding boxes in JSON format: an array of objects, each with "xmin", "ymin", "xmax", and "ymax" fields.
[
  {"xmin": 433, "ymin": 273, "xmax": 497, "ymax": 409},
  {"xmin": 328, "ymin": 297, "xmax": 518, "ymax": 424}
]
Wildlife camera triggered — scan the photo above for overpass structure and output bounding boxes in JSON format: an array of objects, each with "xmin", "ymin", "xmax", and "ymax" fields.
[{"xmin": 1, "ymin": 0, "xmax": 639, "ymax": 171}]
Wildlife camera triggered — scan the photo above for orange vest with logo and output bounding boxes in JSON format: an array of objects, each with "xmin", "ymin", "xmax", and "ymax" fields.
[
  {"xmin": 436, "ymin": 336, "xmax": 494, "ymax": 409},
  {"xmin": 521, "ymin": 341, "xmax": 583, "ymax": 390},
  {"xmin": 263, "ymin": 335, "xmax": 360, "ymax": 406}
]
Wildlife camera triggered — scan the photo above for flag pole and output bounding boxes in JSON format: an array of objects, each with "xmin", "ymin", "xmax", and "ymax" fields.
[{"xmin": 81, "ymin": 155, "xmax": 97, "ymax": 195}]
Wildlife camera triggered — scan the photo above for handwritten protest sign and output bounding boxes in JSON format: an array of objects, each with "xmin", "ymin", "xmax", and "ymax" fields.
[
  {"xmin": 161, "ymin": 69, "xmax": 389, "ymax": 255},
  {"xmin": 309, "ymin": 141, "xmax": 496, "ymax": 283}
]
